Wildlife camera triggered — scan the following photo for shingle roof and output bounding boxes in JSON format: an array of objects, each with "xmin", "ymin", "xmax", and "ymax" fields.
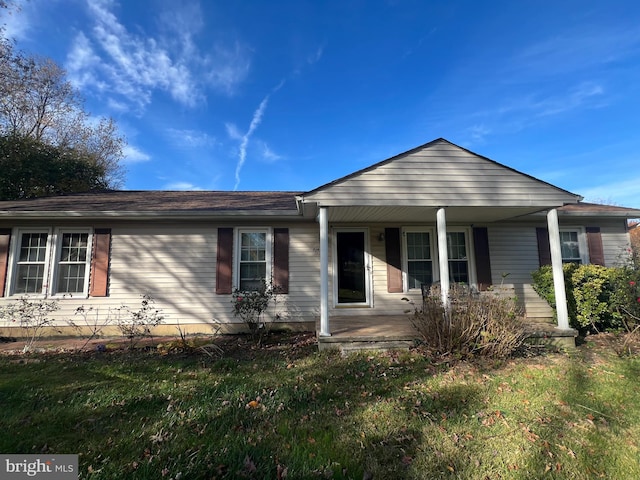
[
  {"xmin": 558, "ymin": 202, "xmax": 640, "ymax": 217},
  {"xmin": 0, "ymin": 191, "xmax": 302, "ymax": 213}
]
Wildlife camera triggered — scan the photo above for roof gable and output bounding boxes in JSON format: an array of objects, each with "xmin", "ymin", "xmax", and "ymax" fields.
[{"xmin": 301, "ymin": 138, "xmax": 581, "ymax": 208}]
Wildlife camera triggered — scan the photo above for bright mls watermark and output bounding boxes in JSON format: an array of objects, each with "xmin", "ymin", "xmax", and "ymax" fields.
[{"xmin": 1, "ymin": 455, "xmax": 78, "ymax": 479}]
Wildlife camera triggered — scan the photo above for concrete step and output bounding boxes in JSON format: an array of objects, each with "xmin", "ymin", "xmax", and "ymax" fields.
[{"xmin": 318, "ymin": 335, "xmax": 414, "ymax": 353}]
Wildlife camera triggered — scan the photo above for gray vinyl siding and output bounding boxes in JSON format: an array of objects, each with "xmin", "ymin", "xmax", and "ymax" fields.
[
  {"xmin": 0, "ymin": 222, "xmax": 321, "ymax": 329},
  {"xmin": 304, "ymin": 141, "xmax": 579, "ymax": 207},
  {"xmin": 600, "ymin": 219, "xmax": 632, "ymax": 266},
  {"xmin": 488, "ymin": 226, "xmax": 540, "ymax": 285},
  {"xmin": 487, "ymin": 225, "xmax": 553, "ymax": 320}
]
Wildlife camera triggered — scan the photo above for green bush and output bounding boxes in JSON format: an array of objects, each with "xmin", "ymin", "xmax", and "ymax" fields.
[
  {"xmin": 231, "ymin": 280, "xmax": 283, "ymax": 344},
  {"xmin": 532, "ymin": 264, "xmax": 640, "ymax": 332}
]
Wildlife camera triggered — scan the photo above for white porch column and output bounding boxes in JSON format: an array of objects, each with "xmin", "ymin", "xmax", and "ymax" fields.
[
  {"xmin": 436, "ymin": 207, "xmax": 450, "ymax": 307},
  {"xmin": 318, "ymin": 206, "xmax": 331, "ymax": 336},
  {"xmin": 547, "ymin": 209, "xmax": 570, "ymax": 330}
]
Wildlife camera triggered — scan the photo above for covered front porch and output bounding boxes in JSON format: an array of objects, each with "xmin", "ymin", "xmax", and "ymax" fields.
[{"xmin": 297, "ymin": 139, "xmax": 583, "ymax": 347}]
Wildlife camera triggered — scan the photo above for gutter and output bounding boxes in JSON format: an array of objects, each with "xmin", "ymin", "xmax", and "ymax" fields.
[{"xmin": 0, "ymin": 209, "xmax": 306, "ymax": 221}]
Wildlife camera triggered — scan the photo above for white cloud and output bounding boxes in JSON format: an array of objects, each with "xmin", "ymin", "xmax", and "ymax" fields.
[
  {"xmin": 204, "ymin": 42, "xmax": 252, "ymax": 95},
  {"xmin": 514, "ymin": 27, "xmax": 640, "ymax": 78},
  {"xmin": 225, "ymin": 123, "xmax": 243, "ymax": 141},
  {"xmin": 259, "ymin": 141, "xmax": 283, "ymax": 162},
  {"xmin": 65, "ymin": 0, "xmax": 251, "ymax": 111},
  {"xmin": 535, "ymin": 82, "xmax": 605, "ymax": 117},
  {"xmin": 1, "ymin": 0, "xmax": 31, "ymax": 41},
  {"xmin": 233, "ymin": 95, "xmax": 270, "ymax": 190},
  {"xmin": 122, "ymin": 145, "xmax": 151, "ymax": 163},
  {"xmin": 468, "ymin": 124, "xmax": 490, "ymax": 143},
  {"xmin": 166, "ymin": 128, "xmax": 217, "ymax": 148},
  {"xmin": 164, "ymin": 181, "xmax": 203, "ymax": 190},
  {"xmin": 307, "ymin": 44, "xmax": 324, "ymax": 65}
]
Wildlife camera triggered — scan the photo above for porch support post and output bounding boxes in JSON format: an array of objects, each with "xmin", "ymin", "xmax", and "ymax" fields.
[
  {"xmin": 436, "ymin": 207, "xmax": 450, "ymax": 307},
  {"xmin": 547, "ymin": 208, "xmax": 570, "ymax": 330},
  {"xmin": 319, "ymin": 206, "xmax": 331, "ymax": 336}
]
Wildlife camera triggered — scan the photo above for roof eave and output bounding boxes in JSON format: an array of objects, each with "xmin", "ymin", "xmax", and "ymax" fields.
[
  {"xmin": 0, "ymin": 210, "xmax": 304, "ymax": 220},
  {"xmin": 558, "ymin": 210, "xmax": 640, "ymax": 218}
]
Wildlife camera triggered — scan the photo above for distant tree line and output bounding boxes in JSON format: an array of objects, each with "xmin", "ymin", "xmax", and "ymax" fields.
[{"xmin": 0, "ymin": 3, "xmax": 126, "ymax": 200}]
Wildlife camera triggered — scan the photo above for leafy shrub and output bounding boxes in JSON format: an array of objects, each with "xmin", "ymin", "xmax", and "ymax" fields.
[
  {"xmin": 406, "ymin": 284, "xmax": 526, "ymax": 358},
  {"xmin": 532, "ymin": 264, "xmax": 640, "ymax": 332},
  {"xmin": 232, "ymin": 280, "xmax": 282, "ymax": 344}
]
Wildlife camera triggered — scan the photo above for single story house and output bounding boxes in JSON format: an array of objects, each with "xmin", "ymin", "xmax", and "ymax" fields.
[{"xmin": 1, "ymin": 138, "xmax": 639, "ymax": 343}]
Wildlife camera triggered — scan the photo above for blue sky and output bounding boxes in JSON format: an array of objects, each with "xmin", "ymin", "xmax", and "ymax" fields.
[{"xmin": 3, "ymin": 0, "xmax": 640, "ymax": 208}]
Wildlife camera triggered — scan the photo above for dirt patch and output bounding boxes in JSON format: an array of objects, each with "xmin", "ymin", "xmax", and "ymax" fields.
[
  {"xmin": 1, "ymin": 331, "xmax": 638, "ymax": 363},
  {"xmin": 0, "ymin": 331, "xmax": 319, "ymax": 361}
]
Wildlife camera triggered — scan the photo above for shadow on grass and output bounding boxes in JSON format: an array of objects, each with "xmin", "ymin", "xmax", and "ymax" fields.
[
  {"xmin": 4, "ymin": 340, "xmax": 637, "ymax": 479},
  {"xmin": 514, "ymin": 355, "xmax": 640, "ymax": 479},
  {"xmin": 0, "ymin": 346, "xmax": 489, "ymax": 479}
]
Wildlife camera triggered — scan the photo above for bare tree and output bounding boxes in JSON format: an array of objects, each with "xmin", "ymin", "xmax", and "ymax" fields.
[{"xmin": 0, "ymin": 38, "xmax": 125, "ymax": 190}]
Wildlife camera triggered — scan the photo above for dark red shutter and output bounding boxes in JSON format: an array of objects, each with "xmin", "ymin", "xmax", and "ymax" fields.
[
  {"xmin": 473, "ymin": 227, "xmax": 492, "ymax": 291},
  {"xmin": 90, "ymin": 228, "xmax": 111, "ymax": 297},
  {"xmin": 0, "ymin": 229, "xmax": 11, "ymax": 297},
  {"xmin": 385, "ymin": 228, "xmax": 403, "ymax": 293},
  {"xmin": 536, "ymin": 227, "xmax": 552, "ymax": 266},
  {"xmin": 273, "ymin": 228, "xmax": 289, "ymax": 294},
  {"xmin": 216, "ymin": 228, "xmax": 234, "ymax": 294},
  {"xmin": 586, "ymin": 227, "xmax": 605, "ymax": 266}
]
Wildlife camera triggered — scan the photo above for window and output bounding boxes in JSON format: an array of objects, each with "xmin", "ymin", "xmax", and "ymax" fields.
[
  {"xmin": 559, "ymin": 229, "xmax": 585, "ymax": 264},
  {"xmin": 9, "ymin": 229, "xmax": 92, "ymax": 296},
  {"xmin": 237, "ymin": 230, "xmax": 270, "ymax": 291},
  {"xmin": 14, "ymin": 232, "xmax": 50, "ymax": 294},
  {"xmin": 405, "ymin": 231, "xmax": 433, "ymax": 289},
  {"xmin": 54, "ymin": 232, "xmax": 90, "ymax": 294},
  {"xmin": 447, "ymin": 231, "xmax": 469, "ymax": 284}
]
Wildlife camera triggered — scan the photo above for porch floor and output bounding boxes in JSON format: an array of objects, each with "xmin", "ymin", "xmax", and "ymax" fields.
[{"xmin": 316, "ymin": 315, "xmax": 577, "ymax": 352}]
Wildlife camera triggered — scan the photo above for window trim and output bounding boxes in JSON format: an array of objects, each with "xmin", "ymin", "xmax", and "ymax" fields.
[
  {"xmin": 559, "ymin": 227, "xmax": 588, "ymax": 264},
  {"xmin": 446, "ymin": 228, "xmax": 472, "ymax": 285},
  {"xmin": 400, "ymin": 226, "xmax": 477, "ymax": 292},
  {"xmin": 6, "ymin": 227, "xmax": 94, "ymax": 298},
  {"xmin": 50, "ymin": 228, "xmax": 93, "ymax": 297},
  {"xmin": 8, "ymin": 228, "xmax": 52, "ymax": 297},
  {"xmin": 402, "ymin": 227, "xmax": 436, "ymax": 291},
  {"xmin": 234, "ymin": 228, "xmax": 272, "ymax": 292}
]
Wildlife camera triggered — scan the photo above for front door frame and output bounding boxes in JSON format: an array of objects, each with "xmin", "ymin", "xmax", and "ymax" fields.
[{"xmin": 332, "ymin": 227, "xmax": 372, "ymax": 307}]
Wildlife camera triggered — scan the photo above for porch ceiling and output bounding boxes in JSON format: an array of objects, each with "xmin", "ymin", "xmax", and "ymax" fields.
[{"xmin": 325, "ymin": 205, "xmax": 551, "ymax": 224}]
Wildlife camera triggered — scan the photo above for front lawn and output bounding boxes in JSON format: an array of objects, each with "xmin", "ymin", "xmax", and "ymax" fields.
[{"xmin": 1, "ymin": 334, "xmax": 639, "ymax": 479}]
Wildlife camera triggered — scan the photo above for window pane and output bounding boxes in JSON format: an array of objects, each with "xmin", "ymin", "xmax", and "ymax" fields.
[
  {"xmin": 15, "ymin": 264, "xmax": 45, "ymax": 294},
  {"xmin": 449, "ymin": 261, "xmax": 469, "ymax": 283},
  {"xmin": 240, "ymin": 233, "xmax": 266, "ymax": 261},
  {"xmin": 239, "ymin": 231, "xmax": 268, "ymax": 291},
  {"xmin": 560, "ymin": 231, "xmax": 581, "ymax": 261},
  {"xmin": 408, "ymin": 261, "xmax": 432, "ymax": 289},
  {"xmin": 447, "ymin": 232, "xmax": 469, "ymax": 283},
  {"xmin": 447, "ymin": 232, "xmax": 467, "ymax": 260},
  {"xmin": 55, "ymin": 233, "xmax": 89, "ymax": 294},
  {"xmin": 60, "ymin": 233, "xmax": 88, "ymax": 262},
  {"xmin": 406, "ymin": 232, "xmax": 432, "ymax": 289},
  {"xmin": 239, "ymin": 262, "xmax": 266, "ymax": 291},
  {"xmin": 407, "ymin": 232, "xmax": 431, "ymax": 260},
  {"xmin": 56, "ymin": 264, "xmax": 86, "ymax": 294},
  {"xmin": 19, "ymin": 233, "xmax": 48, "ymax": 262}
]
